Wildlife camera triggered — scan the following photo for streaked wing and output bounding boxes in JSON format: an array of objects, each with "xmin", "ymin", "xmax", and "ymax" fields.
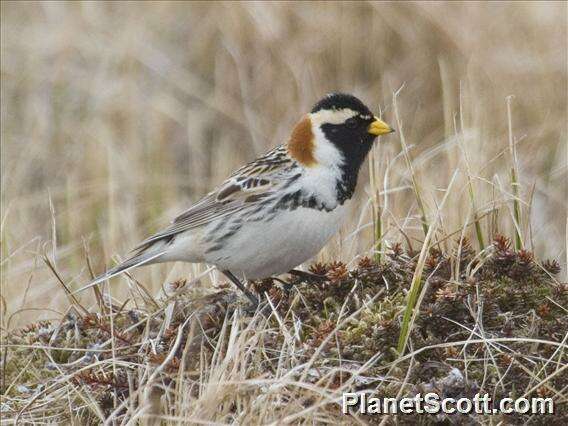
[{"xmin": 133, "ymin": 145, "xmax": 293, "ymax": 251}]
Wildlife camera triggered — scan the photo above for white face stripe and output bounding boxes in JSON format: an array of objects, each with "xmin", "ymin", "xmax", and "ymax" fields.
[
  {"xmin": 313, "ymin": 127, "xmax": 344, "ymax": 165},
  {"xmin": 309, "ymin": 108, "xmax": 358, "ymax": 126},
  {"xmin": 308, "ymin": 118, "xmax": 346, "ymax": 170}
]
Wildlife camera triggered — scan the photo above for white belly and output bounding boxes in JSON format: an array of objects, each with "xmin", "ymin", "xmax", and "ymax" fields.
[{"xmin": 205, "ymin": 205, "xmax": 349, "ymax": 279}]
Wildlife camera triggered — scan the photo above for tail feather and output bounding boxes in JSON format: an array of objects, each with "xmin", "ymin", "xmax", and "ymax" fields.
[{"xmin": 72, "ymin": 248, "xmax": 166, "ymax": 295}]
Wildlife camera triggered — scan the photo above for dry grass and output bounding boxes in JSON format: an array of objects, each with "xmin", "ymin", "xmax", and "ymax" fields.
[
  {"xmin": 1, "ymin": 1, "xmax": 567, "ymax": 424},
  {"xmin": 2, "ymin": 240, "xmax": 566, "ymax": 423}
]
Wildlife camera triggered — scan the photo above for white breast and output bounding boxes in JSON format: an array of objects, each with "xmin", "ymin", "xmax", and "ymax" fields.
[{"xmin": 207, "ymin": 202, "xmax": 349, "ymax": 279}]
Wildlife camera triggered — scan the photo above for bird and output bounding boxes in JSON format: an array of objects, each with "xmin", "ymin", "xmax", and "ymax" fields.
[{"xmin": 78, "ymin": 93, "xmax": 394, "ymax": 304}]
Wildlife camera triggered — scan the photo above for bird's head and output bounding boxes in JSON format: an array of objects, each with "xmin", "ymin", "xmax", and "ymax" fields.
[{"xmin": 287, "ymin": 93, "xmax": 394, "ymax": 170}]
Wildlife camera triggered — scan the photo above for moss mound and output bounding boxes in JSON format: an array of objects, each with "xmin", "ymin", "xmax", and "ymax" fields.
[{"xmin": 2, "ymin": 236, "xmax": 566, "ymax": 424}]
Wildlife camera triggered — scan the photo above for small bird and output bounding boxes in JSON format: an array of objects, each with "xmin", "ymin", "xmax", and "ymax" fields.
[{"xmin": 80, "ymin": 93, "xmax": 394, "ymax": 304}]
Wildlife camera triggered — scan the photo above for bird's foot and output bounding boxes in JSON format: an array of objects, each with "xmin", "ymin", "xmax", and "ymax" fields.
[
  {"xmin": 288, "ymin": 269, "xmax": 327, "ymax": 283},
  {"xmin": 221, "ymin": 269, "xmax": 260, "ymax": 310}
]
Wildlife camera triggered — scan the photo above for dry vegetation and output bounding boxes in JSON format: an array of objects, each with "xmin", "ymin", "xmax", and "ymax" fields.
[{"xmin": 1, "ymin": 1, "xmax": 567, "ymax": 424}]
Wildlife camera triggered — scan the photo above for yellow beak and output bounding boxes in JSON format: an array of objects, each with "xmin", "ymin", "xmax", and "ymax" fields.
[{"xmin": 368, "ymin": 117, "xmax": 394, "ymax": 136}]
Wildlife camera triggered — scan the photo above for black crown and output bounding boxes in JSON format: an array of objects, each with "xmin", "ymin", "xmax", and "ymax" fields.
[{"xmin": 311, "ymin": 92, "xmax": 373, "ymax": 117}]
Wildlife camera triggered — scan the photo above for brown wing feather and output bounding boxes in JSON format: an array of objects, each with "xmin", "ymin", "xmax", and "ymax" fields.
[{"xmin": 132, "ymin": 145, "xmax": 293, "ymax": 252}]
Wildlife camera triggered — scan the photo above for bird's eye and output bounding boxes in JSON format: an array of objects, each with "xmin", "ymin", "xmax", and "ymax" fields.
[{"xmin": 345, "ymin": 117, "xmax": 358, "ymax": 129}]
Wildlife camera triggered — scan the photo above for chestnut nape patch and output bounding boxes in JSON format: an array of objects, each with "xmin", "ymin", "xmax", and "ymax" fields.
[{"xmin": 287, "ymin": 116, "xmax": 316, "ymax": 167}]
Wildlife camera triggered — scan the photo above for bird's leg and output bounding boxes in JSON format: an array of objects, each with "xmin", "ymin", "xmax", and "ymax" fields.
[
  {"xmin": 221, "ymin": 270, "xmax": 259, "ymax": 307},
  {"xmin": 288, "ymin": 269, "xmax": 327, "ymax": 282}
]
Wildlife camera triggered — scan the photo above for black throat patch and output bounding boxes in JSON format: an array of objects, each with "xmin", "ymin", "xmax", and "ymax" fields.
[{"xmin": 320, "ymin": 123, "xmax": 375, "ymax": 203}]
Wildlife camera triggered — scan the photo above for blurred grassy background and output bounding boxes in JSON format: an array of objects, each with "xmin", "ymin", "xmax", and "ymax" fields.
[{"xmin": 1, "ymin": 1, "xmax": 566, "ymax": 327}]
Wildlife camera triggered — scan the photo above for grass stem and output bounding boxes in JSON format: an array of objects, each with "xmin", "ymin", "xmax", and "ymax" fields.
[
  {"xmin": 397, "ymin": 170, "xmax": 458, "ymax": 355},
  {"xmin": 393, "ymin": 90, "xmax": 429, "ymax": 237},
  {"xmin": 507, "ymin": 96, "xmax": 523, "ymax": 250}
]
